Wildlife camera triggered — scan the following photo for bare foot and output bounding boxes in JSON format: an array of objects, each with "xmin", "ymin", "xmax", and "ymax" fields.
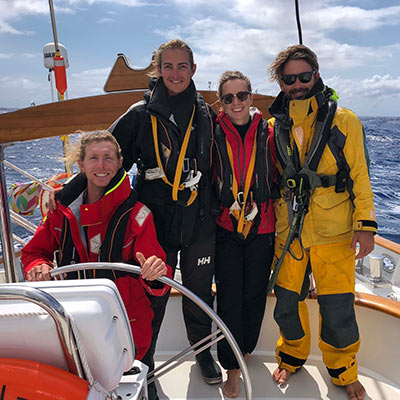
[
  {"xmin": 272, "ymin": 367, "xmax": 292, "ymax": 385},
  {"xmin": 222, "ymin": 369, "xmax": 241, "ymax": 398},
  {"xmin": 345, "ymin": 381, "xmax": 366, "ymax": 400}
]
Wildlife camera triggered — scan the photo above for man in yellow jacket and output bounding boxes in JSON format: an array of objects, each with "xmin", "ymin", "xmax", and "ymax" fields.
[{"xmin": 268, "ymin": 44, "xmax": 377, "ymax": 400}]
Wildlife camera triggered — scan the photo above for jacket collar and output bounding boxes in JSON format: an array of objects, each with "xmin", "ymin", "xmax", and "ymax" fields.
[
  {"xmin": 145, "ymin": 78, "xmax": 197, "ymax": 120},
  {"xmin": 217, "ymin": 107, "xmax": 262, "ymax": 130},
  {"xmin": 56, "ymin": 168, "xmax": 128, "ymax": 207},
  {"xmin": 269, "ymin": 78, "xmax": 327, "ymax": 127}
]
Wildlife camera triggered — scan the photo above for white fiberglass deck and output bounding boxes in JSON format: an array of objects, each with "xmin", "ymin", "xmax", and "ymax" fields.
[
  {"xmin": 149, "ymin": 354, "xmax": 400, "ymax": 399},
  {"xmin": 152, "ymin": 295, "xmax": 400, "ymax": 400}
]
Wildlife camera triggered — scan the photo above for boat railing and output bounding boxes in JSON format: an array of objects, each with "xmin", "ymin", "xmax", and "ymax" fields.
[
  {"xmin": 0, "ymin": 144, "xmax": 21, "ymax": 282},
  {"xmin": 0, "ymin": 146, "xmax": 66, "ymax": 282},
  {"xmin": 4, "ymin": 157, "xmax": 57, "ymax": 241},
  {"xmin": 50, "ymin": 262, "xmax": 253, "ymax": 400},
  {"xmin": 355, "ymin": 235, "xmax": 400, "ymax": 301}
]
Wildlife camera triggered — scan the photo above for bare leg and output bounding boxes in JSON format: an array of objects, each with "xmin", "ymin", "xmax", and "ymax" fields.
[
  {"xmin": 272, "ymin": 367, "xmax": 292, "ymax": 385},
  {"xmin": 345, "ymin": 381, "xmax": 366, "ymax": 400},
  {"xmin": 222, "ymin": 354, "xmax": 250, "ymax": 398}
]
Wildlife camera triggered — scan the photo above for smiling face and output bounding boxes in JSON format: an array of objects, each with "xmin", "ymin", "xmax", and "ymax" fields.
[
  {"xmin": 157, "ymin": 48, "xmax": 197, "ymax": 96},
  {"xmin": 220, "ymin": 78, "xmax": 253, "ymax": 125},
  {"xmin": 78, "ymin": 140, "xmax": 122, "ymax": 198},
  {"xmin": 279, "ymin": 59, "xmax": 319, "ymax": 100}
]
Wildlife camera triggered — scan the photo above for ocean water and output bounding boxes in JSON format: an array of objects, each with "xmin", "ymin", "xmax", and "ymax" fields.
[
  {"xmin": 362, "ymin": 116, "xmax": 400, "ymax": 243},
  {"xmin": 1, "ymin": 116, "xmax": 400, "ymax": 251}
]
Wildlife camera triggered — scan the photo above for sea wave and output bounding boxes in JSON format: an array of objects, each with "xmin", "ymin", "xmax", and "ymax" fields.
[{"xmin": 1, "ymin": 116, "xmax": 399, "ymax": 252}]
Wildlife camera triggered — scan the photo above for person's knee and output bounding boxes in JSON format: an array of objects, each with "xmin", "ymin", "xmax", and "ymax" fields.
[
  {"xmin": 318, "ymin": 293, "xmax": 359, "ymax": 348},
  {"xmin": 274, "ymin": 285, "xmax": 304, "ymax": 340}
]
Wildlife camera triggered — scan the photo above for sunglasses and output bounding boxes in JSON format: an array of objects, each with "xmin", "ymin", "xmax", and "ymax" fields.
[
  {"xmin": 220, "ymin": 91, "xmax": 251, "ymax": 105},
  {"xmin": 280, "ymin": 70, "xmax": 316, "ymax": 86}
]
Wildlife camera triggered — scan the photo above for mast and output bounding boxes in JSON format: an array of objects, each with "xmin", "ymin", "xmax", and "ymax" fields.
[
  {"xmin": 295, "ymin": 0, "xmax": 303, "ymax": 44},
  {"xmin": 48, "ymin": 0, "xmax": 71, "ymax": 177}
]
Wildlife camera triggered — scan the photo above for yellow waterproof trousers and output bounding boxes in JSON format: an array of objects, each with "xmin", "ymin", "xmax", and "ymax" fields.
[{"xmin": 273, "ymin": 238, "xmax": 360, "ymax": 386}]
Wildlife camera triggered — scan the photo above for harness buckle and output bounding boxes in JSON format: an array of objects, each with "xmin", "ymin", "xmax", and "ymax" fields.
[
  {"xmin": 292, "ymin": 195, "xmax": 298, "ymax": 212},
  {"xmin": 335, "ymin": 169, "xmax": 347, "ymax": 193},
  {"xmin": 183, "ymin": 170, "xmax": 202, "ymax": 191},
  {"xmin": 245, "ymin": 202, "xmax": 258, "ymax": 221},
  {"xmin": 237, "ymin": 191, "xmax": 244, "ymax": 206},
  {"xmin": 183, "ymin": 157, "xmax": 190, "ymax": 173}
]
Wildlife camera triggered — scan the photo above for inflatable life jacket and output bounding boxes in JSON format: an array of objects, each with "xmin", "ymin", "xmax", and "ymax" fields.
[
  {"xmin": 0, "ymin": 358, "xmax": 89, "ymax": 399},
  {"xmin": 57, "ymin": 189, "xmax": 138, "ymax": 280},
  {"xmin": 138, "ymin": 84, "xmax": 214, "ymax": 208},
  {"xmin": 214, "ymin": 111, "xmax": 275, "ymax": 239}
]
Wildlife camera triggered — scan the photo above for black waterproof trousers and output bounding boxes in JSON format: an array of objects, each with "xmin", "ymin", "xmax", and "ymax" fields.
[
  {"xmin": 215, "ymin": 226, "xmax": 274, "ymax": 370},
  {"xmin": 141, "ymin": 209, "xmax": 216, "ymax": 398}
]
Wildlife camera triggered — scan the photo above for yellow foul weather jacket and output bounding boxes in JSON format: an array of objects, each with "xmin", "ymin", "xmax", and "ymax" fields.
[{"xmin": 269, "ymin": 85, "xmax": 377, "ymax": 248}]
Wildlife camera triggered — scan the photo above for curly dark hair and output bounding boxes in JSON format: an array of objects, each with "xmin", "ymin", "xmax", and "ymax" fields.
[{"xmin": 269, "ymin": 44, "xmax": 319, "ymax": 82}]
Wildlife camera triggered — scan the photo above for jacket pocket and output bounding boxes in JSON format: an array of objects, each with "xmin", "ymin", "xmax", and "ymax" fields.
[
  {"xmin": 311, "ymin": 188, "xmax": 352, "ymax": 237},
  {"xmin": 274, "ymin": 197, "xmax": 290, "ymax": 235}
]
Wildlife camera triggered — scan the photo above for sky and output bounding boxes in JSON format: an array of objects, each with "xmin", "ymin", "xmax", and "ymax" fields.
[{"xmin": 1, "ymin": 0, "xmax": 400, "ymax": 117}]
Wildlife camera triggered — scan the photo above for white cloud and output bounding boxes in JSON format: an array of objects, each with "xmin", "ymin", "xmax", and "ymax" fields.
[
  {"xmin": 170, "ymin": 0, "xmax": 400, "ymax": 32},
  {"xmin": 1, "ymin": 0, "xmax": 399, "ymax": 115},
  {"xmin": 69, "ymin": 67, "xmax": 110, "ymax": 96},
  {"xmin": 327, "ymin": 74, "xmax": 400, "ymax": 101},
  {"xmin": 305, "ymin": 5, "xmax": 400, "ymax": 31},
  {"xmin": 0, "ymin": 0, "xmax": 74, "ymax": 35},
  {"xmin": 67, "ymin": 0, "xmax": 153, "ymax": 5},
  {"xmin": 0, "ymin": 0, "xmax": 156, "ymax": 34},
  {"xmin": 0, "ymin": 75, "xmax": 41, "ymax": 90},
  {"xmin": 22, "ymin": 53, "xmax": 38, "ymax": 59},
  {"xmin": 0, "ymin": 53, "xmax": 13, "ymax": 59},
  {"xmin": 324, "ymin": 73, "xmax": 400, "ymax": 116},
  {"xmin": 98, "ymin": 17, "xmax": 113, "ymax": 23}
]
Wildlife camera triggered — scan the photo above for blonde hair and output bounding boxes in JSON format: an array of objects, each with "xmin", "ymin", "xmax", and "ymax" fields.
[
  {"xmin": 66, "ymin": 130, "xmax": 122, "ymax": 165},
  {"xmin": 269, "ymin": 44, "xmax": 319, "ymax": 82},
  {"xmin": 217, "ymin": 70, "xmax": 252, "ymax": 98},
  {"xmin": 148, "ymin": 39, "xmax": 194, "ymax": 78}
]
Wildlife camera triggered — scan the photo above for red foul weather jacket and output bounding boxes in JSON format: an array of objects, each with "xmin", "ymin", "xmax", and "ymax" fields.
[
  {"xmin": 22, "ymin": 170, "xmax": 172, "ymax": 360},
  {"xmin": 213, "ymin": 108, "xmax": 276, "ymax": 236}
]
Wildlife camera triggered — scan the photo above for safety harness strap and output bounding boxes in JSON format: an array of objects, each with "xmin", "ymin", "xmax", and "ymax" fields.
[
  {"xmin": 275, "ymin": 93, "xmax": 337, "ymax": 227},
  {"xmin": 268, "ymin": 92, "xmax": 338, "ymax": 293},
  {"xmin": 225, "ymin": 129, "xmax": 258, "ymax": 238},
  {"xmin": 150, "ymin": 106, "xmax": 197, "ymax": 206}
]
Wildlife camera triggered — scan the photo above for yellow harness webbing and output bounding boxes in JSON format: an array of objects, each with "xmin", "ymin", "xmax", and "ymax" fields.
[
  {"xmin": 226, "ymin": 131, "xmax": 258, "ymax": 237},
  {"xmin": 151, "ymin": 106, "xmax": 197, "ymax": 206}
]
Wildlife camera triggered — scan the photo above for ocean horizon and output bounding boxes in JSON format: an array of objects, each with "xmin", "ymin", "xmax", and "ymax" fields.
[{"xmin": 0, "ymin": 109, "xmax": 399, "ymax": 248}]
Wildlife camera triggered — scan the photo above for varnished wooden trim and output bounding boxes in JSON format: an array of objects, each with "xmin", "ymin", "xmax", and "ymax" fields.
[
  {"xmin": 0, "ymin": 92, "xmax": 274, "ymax": 144},
  {"xmin": 375, "ymin": 234, "xmax": 400, "ymax": 254},
  {"xmin": 354, "ymin": 291, "xmax": 400, "ymax": 318},
  {"xmin": 169, "ymin": 287, "xmax": 400, "ymax": 319},
  {"xmin": 103, "ymin": 54, "xmax": 154, "ymax": 92}
]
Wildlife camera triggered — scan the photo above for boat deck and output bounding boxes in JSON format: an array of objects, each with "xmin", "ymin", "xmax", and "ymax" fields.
[
  {"xmin": 140, "ymin": 292, "xmax": 400, "ymax": 400},
  {"xmin": 146, "ymin": 354, "xmax": 400, "ymax": 399}
]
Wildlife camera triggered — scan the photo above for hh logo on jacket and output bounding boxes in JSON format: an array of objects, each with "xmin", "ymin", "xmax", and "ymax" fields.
[{"xmin": 198, "ymin": 256, "xmax": 211, "ymax": 266}]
